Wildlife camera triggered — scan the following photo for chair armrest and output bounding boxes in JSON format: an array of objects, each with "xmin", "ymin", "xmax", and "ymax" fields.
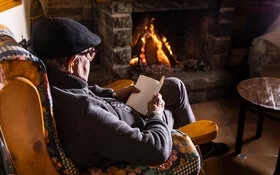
[
  {"xmin": 103, "ymin": 79, "xmax": 134, "ymax": 91},
  {"xmin": 178, "ymin": 120, "xmax": 218, "ymax": 145}
]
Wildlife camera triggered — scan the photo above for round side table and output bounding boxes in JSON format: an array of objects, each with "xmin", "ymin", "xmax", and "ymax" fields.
[{"xmin": 236, "ymin": 77, "xmax": 280, "ymax": 175}]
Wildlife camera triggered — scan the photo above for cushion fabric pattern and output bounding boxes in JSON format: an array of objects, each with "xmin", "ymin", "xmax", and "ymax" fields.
[
  {"xmin": 0, "ymin": 25, "xmax": 38, "ymax": 62},
  {"xmin": 87, "ymin": 130, "xmax": 201, "ymax": 175}
]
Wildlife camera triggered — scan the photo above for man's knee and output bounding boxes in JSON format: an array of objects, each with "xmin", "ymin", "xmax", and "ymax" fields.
[{"xmin": 163, "ymin": 77, "xmax": 187, "ymax": 96}]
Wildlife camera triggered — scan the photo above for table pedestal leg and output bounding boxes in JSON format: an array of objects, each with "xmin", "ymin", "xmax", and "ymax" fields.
[
  {"xmin": 235, "ymin": 101, "xmax": 247, "ymax": 155},
  {"xmin": 274, "ymin": 148, "xmax": 280, "ymax": 175},
  {"xmin": 256, "ymin": 110, "xmax": 264, "ymax": 138}
]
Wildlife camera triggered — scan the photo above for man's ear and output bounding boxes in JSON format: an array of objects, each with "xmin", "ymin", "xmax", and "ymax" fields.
[{"xmin": 67, "ymin": 55, "xmax": 76, "ymax": 73}]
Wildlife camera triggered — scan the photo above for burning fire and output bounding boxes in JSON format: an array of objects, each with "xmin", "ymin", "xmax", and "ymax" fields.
[{"xmin": 130, "ymin": 18, "xmax": 177, "ymax": 67}]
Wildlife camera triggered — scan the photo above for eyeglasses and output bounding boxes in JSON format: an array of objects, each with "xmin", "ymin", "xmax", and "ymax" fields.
[{"xmin": 77, "ymin": 47, "xmax": 96, "ymax": 61}]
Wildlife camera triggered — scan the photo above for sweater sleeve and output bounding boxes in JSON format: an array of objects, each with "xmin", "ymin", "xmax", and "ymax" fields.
[
  {"xmin": 73, "ymin": 97, "xmax": 172, "ymax": 166},
  {"xmin": 85, "ymin": 106, "xmax": 171, "ymax": 165}
]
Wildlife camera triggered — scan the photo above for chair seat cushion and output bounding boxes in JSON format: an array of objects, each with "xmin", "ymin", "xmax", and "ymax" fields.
[{"xmin": 86, "ymin": 130, "xmax": 201, "ymax": 175}]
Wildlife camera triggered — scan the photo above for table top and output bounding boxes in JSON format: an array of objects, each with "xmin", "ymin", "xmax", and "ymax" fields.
[{"xmin": 237, "ymin": 77, "xmax": 280, "ymax": 111}]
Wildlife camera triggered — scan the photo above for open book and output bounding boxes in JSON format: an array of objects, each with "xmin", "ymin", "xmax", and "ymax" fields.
[{"xmin": 126, "ymin": 75, "xmax": 165, "ymax": 115}]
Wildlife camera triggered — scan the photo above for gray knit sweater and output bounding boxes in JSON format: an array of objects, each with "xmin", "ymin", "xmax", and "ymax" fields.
[{"xmin": 48, "ymin": 70, "xmax": 172, "ymax": 169}]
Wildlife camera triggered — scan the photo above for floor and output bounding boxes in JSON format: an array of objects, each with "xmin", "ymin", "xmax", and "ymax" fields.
[{"xmin": 191, "ymin": 98, "xmax": 280, "ymax": 175}]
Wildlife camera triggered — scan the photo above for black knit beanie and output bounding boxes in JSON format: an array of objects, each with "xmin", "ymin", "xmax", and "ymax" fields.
[{"xmin": 31, "ymin": 17, "xmax": 101, "ymax": 59}]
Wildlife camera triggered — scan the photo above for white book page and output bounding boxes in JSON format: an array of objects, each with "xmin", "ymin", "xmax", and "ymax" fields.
[{"xmin": 126, "ymin": 75, "xmax": 164, "ymax": 115}]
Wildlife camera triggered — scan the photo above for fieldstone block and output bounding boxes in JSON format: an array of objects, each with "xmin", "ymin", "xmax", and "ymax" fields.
[
  {"xmin": 95, "ymin": 46, "xmax": 131, "ymax": 79},
  {"xmin": 207, "ymin": 35, "xmax": 231, "ymax": 54},
  {"xmin": 112, "ymin": 64, "xmax": 131, "ymax": 79},
  {"xmin": 208, "ymin": 0, "xmax": 219, "ymax": 9},
  {"xmin": 97, "ymin": 1, "xmax": 132, "ymax": 14},
  {"xmin": 173, "ymin": 69, "xmax": 232, "ymax": 103},
  {"xmin": 48, "ymin": 7, "xmax": 83, "ymax": 18},
  {"xmin": 220, "ymin": 0, "xmax": 235, "ymax": 8},
  {"xmin": 189, "ymin": 87, "xmax": 229, "ymax": 103},
  {"xmin": 96, "ymin": 7, "xmax": 132, "ymax": 29},
  {"xmin": 99, "ymin": 43, "xmax": 131, "ymax": 66},
  {"xmin": 95, "ymin": 20, "xmax": 131, "ymax": 48},
  {"xmin": 208, "ymin": 54, "xmax": 228, "ymax": 70},
  {"xmin": 113, "ymin": 47, "xmax": 132, "ymax": 64},
  {"xmin": 171, "ymin": 69, "xmax": 231, "ymax": 91},
  {"xmin": 113, "ymin": 29, "xmax": 132, "ymax": 48},
  {"xmin": 132, "ymin": 0, "xmax": 210, "ymax": 12},
  {"xmin": 48, "ymin": 0, "xmax": 87, "ymax": 8},
  {"xmin": 208, "ymin": 20, "xmax": 234, "ymax": 37},
  {"xmin": 220, "ymin": 8, "xmax": 235, "ymax": 21},
  {"xmin": 106, "ymin": 13, "xmax": 132, "ymax": 29}
]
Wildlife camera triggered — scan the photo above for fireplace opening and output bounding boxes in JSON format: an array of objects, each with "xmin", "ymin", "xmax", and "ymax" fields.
[{"xmin": 130, "ymin": 9, "xmax": 215, "ymax": 75}]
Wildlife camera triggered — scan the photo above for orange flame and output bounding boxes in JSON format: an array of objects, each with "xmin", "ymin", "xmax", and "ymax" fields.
[{"xmin": 131, "ymin": 18, "xmax": 175, "ymax": 67}]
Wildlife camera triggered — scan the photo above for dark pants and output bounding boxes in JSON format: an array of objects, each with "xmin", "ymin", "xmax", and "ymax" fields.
[{"xmin": 160, "ymin": 77, "xmax": 196, "ymax": 130}]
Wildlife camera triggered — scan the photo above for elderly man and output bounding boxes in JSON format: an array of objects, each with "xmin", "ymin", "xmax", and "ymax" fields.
[{"xmin": 31, "ymin": 17, "xmax": 228, "ymax": 171}]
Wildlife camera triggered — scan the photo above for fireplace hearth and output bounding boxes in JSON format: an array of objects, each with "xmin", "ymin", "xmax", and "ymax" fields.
[{"xmin": 91, "ymin": 0, "xmax": 234, "ymax": 103}]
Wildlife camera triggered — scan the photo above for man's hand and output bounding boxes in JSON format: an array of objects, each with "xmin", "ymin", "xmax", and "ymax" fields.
[
  {"xmin": 147, "ymin": 93, "xmax": 165, "ymax": 118},
  {"xmin": 114, "ymin": 86, "xmax": 140, "ymax": 102}
]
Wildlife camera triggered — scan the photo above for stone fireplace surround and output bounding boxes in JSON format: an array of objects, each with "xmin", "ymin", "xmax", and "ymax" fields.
[{"xmin": 90, "ymin": 0, "xmax": 234, "ymax": 103}]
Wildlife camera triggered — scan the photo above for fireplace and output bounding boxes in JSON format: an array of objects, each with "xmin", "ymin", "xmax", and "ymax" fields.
[
  {"xmin": 129, "ymin": 10, "xmax": 214, "ymax": 75},
  {"xmin": 91, "ymin": 0, "xmax": 234, "ymax": 103}
]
